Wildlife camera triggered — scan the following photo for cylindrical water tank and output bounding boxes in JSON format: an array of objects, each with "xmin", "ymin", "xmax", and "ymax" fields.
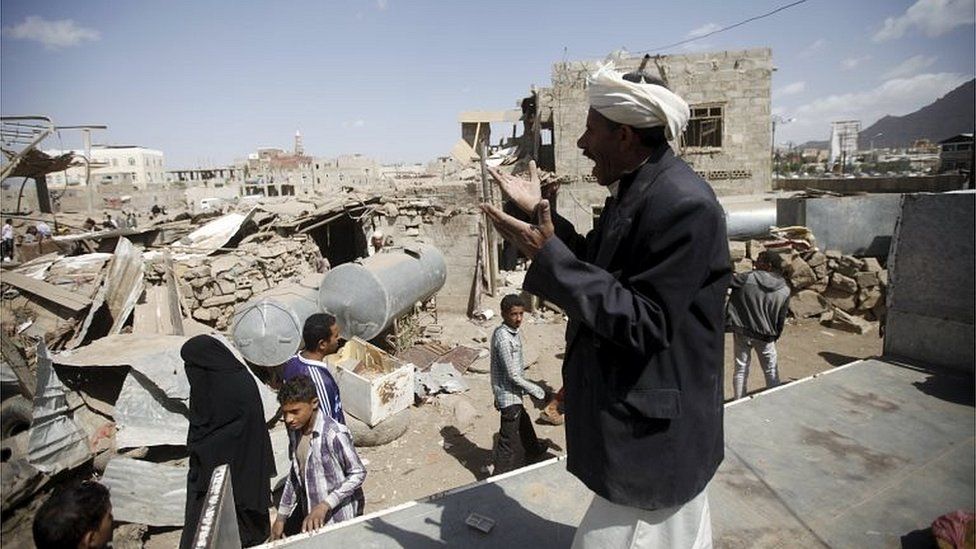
[
  {"xmin": 231, "ymin": 273, "xmax": 323, "ymax": 366},
  {"xmin": 318, "ymin": 245, "xmax": 447, "ymax": 341},
  {"xmin": 725, "ymin": 207, "xmax": 776, "ymax": 239}
]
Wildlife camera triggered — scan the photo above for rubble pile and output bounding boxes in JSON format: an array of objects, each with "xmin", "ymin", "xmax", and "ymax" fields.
[
  {"xmin": 147, "ymin": 236, "xmax": 324, "ymax": 330},
  {"xmin": 730, "ymin": 235, "xmax": 888, "ymax": 334}
]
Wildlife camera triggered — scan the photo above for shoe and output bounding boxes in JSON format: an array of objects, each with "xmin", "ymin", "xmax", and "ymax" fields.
[{"xmin": 538, "ymin": 400, "xmax": 564, "ymax": 425}]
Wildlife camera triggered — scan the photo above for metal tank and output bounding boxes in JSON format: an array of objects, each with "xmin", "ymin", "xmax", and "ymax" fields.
[
  {"xmin": 725, "ymin": 206, "xmax": 777, "ymax": 239},
  {"xmin": 318, "ymin": 245, "xmax": 447, "ymax": 341},
  {"xmin": 231, "ymin": 273, "xmax": 323, "ymax": 366}
]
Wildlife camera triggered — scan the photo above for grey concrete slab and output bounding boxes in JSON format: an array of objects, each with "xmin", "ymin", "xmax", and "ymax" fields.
[{"xmin": 264, "ymin": 359, "xmax": 974, "ymax": 548}]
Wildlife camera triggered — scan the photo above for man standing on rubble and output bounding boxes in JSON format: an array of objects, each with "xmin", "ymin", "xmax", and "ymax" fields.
[
  {"xmin": 2, "ymin": 219, "xmax": 14, "ymax": 262},
  {"xmin": 484, "ymin": 61, "xmax": 730, "ymax": 548}
]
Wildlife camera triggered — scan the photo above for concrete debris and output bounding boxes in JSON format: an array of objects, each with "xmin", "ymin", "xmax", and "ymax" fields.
[
  {"xmin": 730, "ymin": 227, "xmax": 887, "ymax": 332},
  {"xmin": 415, "ymin": 362, "xmax": 469, "ymax": 398},
  {"xmin": 825, "ymin": 308, "xmax": 875, "ymax": 335}
]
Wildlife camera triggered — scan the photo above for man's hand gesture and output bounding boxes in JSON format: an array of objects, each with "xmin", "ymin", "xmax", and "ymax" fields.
[
  {"xmin": 487, "ymin": 160, "xmax": 542, "ymax": 215},
  {"xmin": 482, "ymin": 199, "xmax": 554, "ymax": 260}
]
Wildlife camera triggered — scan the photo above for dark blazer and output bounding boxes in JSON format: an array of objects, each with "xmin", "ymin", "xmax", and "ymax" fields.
[{"xmin": 524, "ymin": 145, "xmax": 731, "ymax": 510}]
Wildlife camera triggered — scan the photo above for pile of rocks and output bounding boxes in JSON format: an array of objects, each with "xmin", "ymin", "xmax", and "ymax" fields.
[
  {"xmin": 730, "ymin": 240, "xmax": 888, "ymax": 334},
  {"xmin": 146, "ymin": 236, "xmax": 324, "ymax": 330}
]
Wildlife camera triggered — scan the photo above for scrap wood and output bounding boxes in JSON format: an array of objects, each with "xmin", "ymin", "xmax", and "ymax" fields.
[{"xmin": 0, "ymin": 271, "xmax": 91, "ymax": 313}]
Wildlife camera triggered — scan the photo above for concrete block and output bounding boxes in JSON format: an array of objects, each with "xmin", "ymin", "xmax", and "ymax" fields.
[
  {"xmin": 828, "ymin": 308, "xmax": 875, "ymax": 335},
  {"xmin": 202, "ymin": 294, "xmax": 236, "ymax": 308},
  {"xmin": 861, "ymin": 257, "xmax": 883, "ymax": 272},
  {"xmin": 734, "ymin": 258, "xmax": 754, "ymax": 274},
  {"xmin": 790, "ymin": 290, "xmax": 829, "ymax": 318},
  {"xmin": 857, "ymin": 286, "xmax": 882, "ymax": 310},
  {"xmin": 855, "ymin": 271, "xmax": 879, "ymax": 288},
  {"xmin": 824, "ymin": 287, "xmax": 857, "ymax": 312},
  {"xmin": 805, "ymin": 251, "xmax": 827, "ymax": 268},
  {"xmin": 830, "ymin": 273, "xmax": 858, "ymax": 294},
  {"xmin": 786, "ymin": 257, "xmax": 816, "ymax": 290},
  {"xmin": 729, "ymin": 241, "xmax": 747, "ymax": 262}
]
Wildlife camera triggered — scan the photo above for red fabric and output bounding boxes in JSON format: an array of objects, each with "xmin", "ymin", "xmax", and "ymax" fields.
[{"xmin": 932, "ymin": 510, "xmax": 975, "ymax": 548}]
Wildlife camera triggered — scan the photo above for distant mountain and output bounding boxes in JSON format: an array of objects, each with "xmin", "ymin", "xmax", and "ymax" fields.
[
  {"xmin": 860, "ymin": 79, "xmax": 975, "ymax": 148},
  {"xmin": 794, "ymin": 79, "xmax": 975, "ymax": 151}
]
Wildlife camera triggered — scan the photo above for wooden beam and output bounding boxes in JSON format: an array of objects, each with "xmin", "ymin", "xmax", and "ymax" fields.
[{"xmin": 0, "ymin": 271, "xmax": 91, "ymax": 313}]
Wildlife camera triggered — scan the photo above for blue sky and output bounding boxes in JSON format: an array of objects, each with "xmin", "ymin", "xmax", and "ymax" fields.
[{"xmin": 2, "ymin": 0, "xmax": 974, "ymax": 168}]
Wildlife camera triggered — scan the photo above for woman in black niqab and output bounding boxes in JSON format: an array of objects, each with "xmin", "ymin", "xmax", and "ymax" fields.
[{"xmin": 179, "ymin": 334, "xmax": 276, "ymax": 548}]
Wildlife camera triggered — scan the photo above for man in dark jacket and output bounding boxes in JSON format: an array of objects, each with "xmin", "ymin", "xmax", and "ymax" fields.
[
  {"xmin": 484, "ymin": 61, "xmax": 730, "ymax": 547},
  {"xmin": 726, "ymin": 253, "xmax": 791, "ymax": 399}
]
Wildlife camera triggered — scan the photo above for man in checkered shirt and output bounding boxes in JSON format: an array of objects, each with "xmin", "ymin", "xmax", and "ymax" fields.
[{"xmin": 491, "ymin": 294, "xmax": 549, "ymax": 474}]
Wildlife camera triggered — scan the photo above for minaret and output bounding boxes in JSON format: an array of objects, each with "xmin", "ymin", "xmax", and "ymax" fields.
[{"xmin": 294, "ymin": 130, "xmax": 304, "ymax": 156}]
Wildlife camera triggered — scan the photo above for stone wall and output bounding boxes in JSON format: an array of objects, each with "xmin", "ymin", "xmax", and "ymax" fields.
[
  {"xmin": 544, "ymin": 48, "xmax": 772, "ymax": 196},
  {"xmin": 369, "ymin": 181, "xmax": 482, "ymax": 314},
  {"xmin": 146, "ymin": 236, "xmax": 324, "ymax": 330}
]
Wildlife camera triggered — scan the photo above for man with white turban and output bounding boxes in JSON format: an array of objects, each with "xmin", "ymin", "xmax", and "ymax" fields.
[{"xmin": 484, "ymin": 60, "xmax": 730, "ymax": 548}]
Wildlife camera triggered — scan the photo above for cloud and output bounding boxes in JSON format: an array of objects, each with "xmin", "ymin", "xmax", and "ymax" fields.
[
  {"xmin": 680, "ymin": 41, "xmax": 714, "ymax": 53},
  {"xmin": 797, "ymin": 39, "xmax": 826, "ymax": 59},
  {"xmin": 1, "ymin": 16, "xmax": 99, "ymax": 49},
  {"xmin": 376, "ymin": 0, "xmax": 388, "ymax": 10},
  {"xmin": 841, "ymin": 55, "xmax": 872, "ymax": 70},
  {"xmin": 781, "ymin": 72, "xmax": 971, "ymax": 142},
  {"xmin": 774, "ymin": 81, "xmax": 806, "ymax": 98},
  {"xmin": 873, "ymin": 0, "xmax": 976, "ymax": 42},
  {"xmin": 883, "ymin": 54, "xmax": 938, "ymax": 79},
  {"xmin": 686, "ymin": 22, "xmax": 721, "ymax": 38},
  {"xmin": 342, "ymin": 120, "xmax": 366, "ymax": 129}
]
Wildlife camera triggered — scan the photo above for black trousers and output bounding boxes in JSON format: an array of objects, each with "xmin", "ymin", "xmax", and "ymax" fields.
[{"xmin": 494, "ymin": 404, "xmax": 544, "ymax": 475}]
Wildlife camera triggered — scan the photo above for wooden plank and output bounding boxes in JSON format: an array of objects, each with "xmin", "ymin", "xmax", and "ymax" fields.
[
  {"xmin": 0, "ymin": 271, "xmax": 90, "ymax": 313},
  {"xmin": 163, "ymin": 251, "xmax": 184, "ymax": 336}
]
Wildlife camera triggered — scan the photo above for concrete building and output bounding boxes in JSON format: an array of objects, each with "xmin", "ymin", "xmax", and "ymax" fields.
[
  {"xmin": 939, "ymin": 133, "xmax": 974, "ymax": 174},
  {"xmin": 44, "ymin": 145, "xmax": 166, "ymax": 190},
  {"xmin": 540, "ymin": 48, "xmax": 773, "ymax": 196}
]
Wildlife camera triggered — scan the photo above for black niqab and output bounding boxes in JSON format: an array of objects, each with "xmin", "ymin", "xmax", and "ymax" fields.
[{"xmin": 181, "ymin": 334, "xmax": 275, "ymax": 544}]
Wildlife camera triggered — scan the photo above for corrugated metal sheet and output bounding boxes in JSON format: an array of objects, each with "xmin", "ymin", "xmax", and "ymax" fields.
[
  {"xmin": 101, "ymin": 457, "xmax": 187, "ymax": 527},
  {"xmin": 115, "ymin": 371, "xmax": 188, "ymax": 449},
  {"xmin": 27, "ymin": 341, "xmax": 91, "ymax": 473}
]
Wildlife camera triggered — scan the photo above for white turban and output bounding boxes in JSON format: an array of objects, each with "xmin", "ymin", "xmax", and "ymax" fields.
[{"xmin": 587, "ymin": 62, "xmax": 690, "ymax": 141}]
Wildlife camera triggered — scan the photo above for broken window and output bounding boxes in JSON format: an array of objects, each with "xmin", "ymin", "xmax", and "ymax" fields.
[{"xmin": 683, "ymin": 105, "xmax": 723, "ymax": 149}]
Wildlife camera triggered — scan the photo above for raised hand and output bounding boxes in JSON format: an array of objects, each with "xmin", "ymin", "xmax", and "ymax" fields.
[
  {"xmin": 487, "ymin": 160, "xmax": 542, "ymax": 215},
  {"xmin": 481, "ymin": 199, "xmax": 554, "ymax": 260}
]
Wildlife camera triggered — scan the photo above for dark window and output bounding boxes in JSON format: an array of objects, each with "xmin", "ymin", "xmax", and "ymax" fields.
[{"xmin": 683, "ymin": 105, "xmax": 723, "ymax": 148}]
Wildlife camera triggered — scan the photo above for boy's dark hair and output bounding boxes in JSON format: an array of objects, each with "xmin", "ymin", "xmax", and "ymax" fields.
[
  {"xmin": 302, "ymin": 313, "xmax": 337, "ymax": 350},
  {"xmin": 33, "ymin": 481, "xmax": 111, "ymax": 549},
  {"xmin": 278, "ymin": 375, "xmax": 318, "ymax": 405},
  {"xmin": 500, "ymin": 294, "xmax": 526, "ymax": 313}
]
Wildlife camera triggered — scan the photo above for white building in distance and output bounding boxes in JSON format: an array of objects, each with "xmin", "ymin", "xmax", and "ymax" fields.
[{"xmin": 44, "ymin": 145, "xmax": 166, "ymax": 190}]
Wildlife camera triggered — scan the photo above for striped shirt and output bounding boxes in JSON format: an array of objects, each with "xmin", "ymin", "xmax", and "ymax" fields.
[
  {"xmin": 277, "ymin": 410, "xmax": 366, "ymax": 524},
  {"xmin": 282, "ymin": 354, "xmax": 345, "ymax": 424},
  {"xmin": 490, "ymin": 323, "xmax": 545, "ymax": 409}
]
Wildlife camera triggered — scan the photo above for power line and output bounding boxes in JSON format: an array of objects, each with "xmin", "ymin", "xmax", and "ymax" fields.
[{"xmin": 638, "ymin": 0, "xmax": 809, "ymax": 54}]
